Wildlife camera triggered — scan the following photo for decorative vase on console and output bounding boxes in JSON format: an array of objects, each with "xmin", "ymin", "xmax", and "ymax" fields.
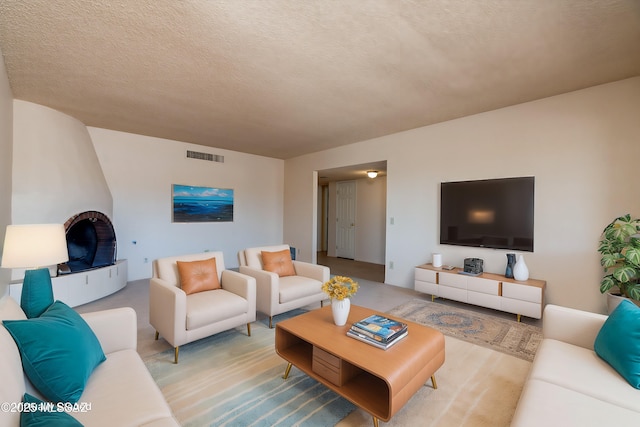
[
  {"xmin": 322, "ymin": 276, "xmax": 359, "ymax": 326},
  {"xmin": 513, "ymin": 255, "xmax": 529, "ymax": 281},
  {"xmin": 505, "ymin": 253, "xmax": 516, "ymax": 278}
]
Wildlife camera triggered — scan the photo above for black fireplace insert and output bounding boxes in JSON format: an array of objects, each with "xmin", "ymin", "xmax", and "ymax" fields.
[{"xmin": 60, "ymin": 211, "xmax": 116, "ymax": 274}]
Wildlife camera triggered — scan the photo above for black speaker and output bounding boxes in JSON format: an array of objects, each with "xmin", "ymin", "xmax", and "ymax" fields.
[{"xmin": 463, "ymin": 258, "xmax": 483, "ymax": 274}]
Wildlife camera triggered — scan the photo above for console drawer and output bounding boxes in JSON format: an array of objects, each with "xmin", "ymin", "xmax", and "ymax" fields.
[
  {"xmin": 502, "ymin": 282, "xmax": 542, "ymax": 303},
  {"xmin": 415, "ymin": 267, "xmax": 437, "ymax": 283},
  {"xmin": 467, "ymin": 277, "xmax": 500, "ymax": 295},
  {"xmin": 438, "ymin": 272, "xmax": 467, "ymax": 289},
  {"xmin": 415, "ymin": 280, "xmax": 438, "ymax": 295}
]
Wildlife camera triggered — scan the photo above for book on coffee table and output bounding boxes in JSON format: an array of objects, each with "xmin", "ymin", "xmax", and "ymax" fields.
[
  {"xmin": 347, "ymin": 328, "xmax": 408, "ymax": 350},
  {"xmin": 351, "ymin": 314, "xmax": 408, "ymax": 343}
]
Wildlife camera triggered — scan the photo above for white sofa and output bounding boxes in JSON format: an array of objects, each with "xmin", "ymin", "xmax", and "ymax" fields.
[
  {"xmin": 511, "ymin": 304, "xmax": 640, "ymax": 427},
  {"xmin": 0, "ymin": 296, "xmax": 178, "ymax": 427}
]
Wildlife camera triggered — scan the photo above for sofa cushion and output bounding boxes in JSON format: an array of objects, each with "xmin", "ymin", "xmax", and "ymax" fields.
[
  {"xmin": 511, "ymin": 378, "xmax": 640, "ymax": 427},
  {"xmin": 20, "ymin": 393, "xmax": 83, "ymax": 426},
  {"xmin": 186, "ymin": 290, "xmax": 249, "ymax": 330},
  {"xmin": 2, "ymin": 301, "xmax": 106, "ymax": 403},
  {"xmin": 529, "ymin": 338, "xmax": 640, "ymax": 413},
  {"xmin": 594, "ymin": 299, "xmax": 640, "ymax": 389},
  {"xmin": 177, "ymin": 258, "xmax": 221, "ymax": 295},
  {"xmin": 279, "ymin": 276, "xmax": 322, "ymax": 303},
  {"xmin": 155, "ymin": 252, "xmax": 226, "ymax": 287},
  {"xmin": 243, "ymin": 245, "xmax": 290, "ymax": 269},
  {"xmin": 0, "ymin": 297, "xmax": 28, "ymax": 427},
  {"xmin": 261, "ymin": 249, "xmax": 296, "ymax": 277},
  {"xmin": 73, "ymin": 349, "xmax": 176, "ymax": 427}
]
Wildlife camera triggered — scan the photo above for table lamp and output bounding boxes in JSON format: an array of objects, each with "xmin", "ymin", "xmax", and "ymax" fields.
[{"xmin": 1, "ymin": 224, "xmax": 69, "ymax": 318}]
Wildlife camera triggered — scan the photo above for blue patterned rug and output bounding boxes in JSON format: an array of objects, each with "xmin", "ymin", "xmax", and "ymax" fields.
[
  {"xmin": 144, "ymin": 311, "xmax": 355, "ymax": 426},
  {"xmin": 388, "ymin": 299, "xmax": 542, "ymax": 361}
]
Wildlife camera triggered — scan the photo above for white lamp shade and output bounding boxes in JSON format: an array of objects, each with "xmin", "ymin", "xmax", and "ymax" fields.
[{"xmin": 1, "ymin": 224, "xmax": 69, "ymax": 269}]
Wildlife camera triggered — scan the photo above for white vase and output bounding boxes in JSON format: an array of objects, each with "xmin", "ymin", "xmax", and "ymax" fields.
[
  {"xmin": 513, "ymin": 255, "xmax": 529, "ymax": 281},
  {"xmin": 331, "ymin": 298, "xmax": 351, "ymax": 326}
]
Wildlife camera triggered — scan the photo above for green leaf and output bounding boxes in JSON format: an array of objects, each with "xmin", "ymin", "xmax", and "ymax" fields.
[
  {"xmin": 626, "ymin": 283, "xmax": 640, "ymax": 301},
  {"xmin": 600, "ymin": 276, "xmax": 616, "ymax": 293},
  {"xmin": 613, "ymin": 265, "xmax": 638, "ymax": 283},
  {"xmin": 625, "ymin": 247, "xmax": 640, "ymax": 267},
  {"xmin": 600, "ymin": 253, "xmax": 621, "ymax": 268},
  {"xmin": 598, "ymin": 239, "xmax": 614, "ymax": 254},
  {"xmin": 605, "ymin": 223, "xmax": 636, "ymax": 241}
]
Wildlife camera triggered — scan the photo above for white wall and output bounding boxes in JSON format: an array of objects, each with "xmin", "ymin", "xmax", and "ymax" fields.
[
  {"xmin": 0, "ymin": 46, "xmax": 13, "ymax": 295},
  {"xmin": 355, "ymin": 176, "xmax": 386, "ymax": 264},
  {"xmin": 8, "ymin": 101, "xmax": 114, "ymax": 281},
  {"xmin": 284, "ymin": 77, "xmax": 640, "ymax": 314},
  {"xmin": 90, "ymin": 128, "xmax": 284, "ymax": 280},
  {"xmin": 12, "ymin": 101, "xmax": 113, "ymax": 223}
]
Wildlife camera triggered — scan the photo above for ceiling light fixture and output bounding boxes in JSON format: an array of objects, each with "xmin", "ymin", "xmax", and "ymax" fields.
[{"xmin": 367, "ymin": 171, "xmax": 378, "ymax": 179}]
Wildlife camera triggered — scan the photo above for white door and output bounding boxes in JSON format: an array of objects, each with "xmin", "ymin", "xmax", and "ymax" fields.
[{"xmin": 336, "ymin": 181, "xmax": 356, "ymax": 259}]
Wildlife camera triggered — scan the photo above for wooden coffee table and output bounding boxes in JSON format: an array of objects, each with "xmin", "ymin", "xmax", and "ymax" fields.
[{"xmin": 275, "ymin": 305, "xmax": 445, "ymax": 426}]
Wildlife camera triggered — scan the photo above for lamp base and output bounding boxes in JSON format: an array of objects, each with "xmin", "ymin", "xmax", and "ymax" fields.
[{"xmin": 21, "ymin": 268, "xmax": 54, "ymax": 318}]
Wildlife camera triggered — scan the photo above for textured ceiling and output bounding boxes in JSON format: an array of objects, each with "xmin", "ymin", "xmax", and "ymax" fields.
[{"xmin": 1, "ymin": 1, "xmax": 639, "ymax": 160}]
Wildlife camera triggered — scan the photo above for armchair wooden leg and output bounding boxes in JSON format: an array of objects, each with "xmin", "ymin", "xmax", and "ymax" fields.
[
  {"xmin": 247, "ymin": 323, "xmax": 251, "ymax": 336},
  {"xmin": 320, "ymin": 300, "xmax": 324, "ymax": 308},
  {"xmin": 430, "ymin": 375, "xmax": 438, "ymax": 389},
  {"xmin": 174, "ymin": 347, "xmax": 179, "ymax": 364},
  {"xmin": 269, "ymin": 316, "xmax": 273, "ymax": 329},
  {"xmin": 155, "ymin": 331, "xmax": 159, "ymax": 340}
]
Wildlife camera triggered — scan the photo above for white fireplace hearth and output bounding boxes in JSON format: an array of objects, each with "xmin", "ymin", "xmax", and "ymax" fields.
[{"xmin": 9, "ymin": 260, "xmax": 127, "ymax": 308}]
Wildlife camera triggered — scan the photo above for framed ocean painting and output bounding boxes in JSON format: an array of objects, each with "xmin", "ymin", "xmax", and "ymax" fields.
[{"xmin": 172, "ymin": 184, "xmax": 234, "ymax": 222}]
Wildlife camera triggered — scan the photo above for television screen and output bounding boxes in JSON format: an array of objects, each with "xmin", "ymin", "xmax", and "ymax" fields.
[{"xmin": 440, "ymin": 177, "xmax": 534, "ymax": 252}]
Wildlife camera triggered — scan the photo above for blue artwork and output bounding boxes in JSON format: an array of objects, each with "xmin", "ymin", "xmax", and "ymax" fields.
[{"xmin": 172, "ymin": 184, "xmax": 234, "ymax": 222}]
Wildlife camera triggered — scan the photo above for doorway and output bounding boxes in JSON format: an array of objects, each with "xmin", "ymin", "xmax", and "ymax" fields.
[
  {"xmin": 336, "ymin": 181, "xmax": 356, "ymax": 259},
  {"xmin": 316, "ymin": 161, "xmax": 387, "ymax": 278}
]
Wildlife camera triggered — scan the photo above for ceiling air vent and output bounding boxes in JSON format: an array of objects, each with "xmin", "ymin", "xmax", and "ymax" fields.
[{"xmin": 186, "ymin": 150, "xmax": 224, "ymax": 163}]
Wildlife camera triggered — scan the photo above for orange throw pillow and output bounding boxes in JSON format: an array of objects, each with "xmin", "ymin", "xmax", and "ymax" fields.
[
  {"xmin": 261, "ymin": 249, "xmax": 296, "ymax": 277},
  {"xmin": 177, "ymin": 258, "xmax": 221, "ymax": 295}
]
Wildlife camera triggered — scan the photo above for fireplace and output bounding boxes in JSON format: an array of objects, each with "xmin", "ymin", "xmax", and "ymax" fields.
[{"xmin": 61, "ymin": 211, "xmax": 116, "ymax": 274}]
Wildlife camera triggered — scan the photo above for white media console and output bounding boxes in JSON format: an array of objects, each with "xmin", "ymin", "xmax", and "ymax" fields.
[
  {"xmin": 10, "ymin": 259, "xmax": 128, "ymax": 308},
  {"xmin": 414, "ymin": 263, "xmax": 545, "ymax": 320}
]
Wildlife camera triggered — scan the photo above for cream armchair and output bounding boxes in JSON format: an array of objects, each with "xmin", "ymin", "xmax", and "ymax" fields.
[
  {"xmin": 150, "ymin": 252, "xmax": 256, "ymax": 363},
  {"xmin": 238, "ymin": 244, "xmax": 329, "ymax": 328}
]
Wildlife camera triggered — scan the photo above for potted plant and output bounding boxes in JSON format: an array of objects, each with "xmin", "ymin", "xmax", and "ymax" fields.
[{"xmin": 598, "ymin": 214, "xmax": 640, "ymax": 312}]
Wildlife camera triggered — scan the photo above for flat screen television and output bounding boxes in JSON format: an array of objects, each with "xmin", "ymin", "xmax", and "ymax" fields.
[{"xmin": 440, "ymin": 177, "xmax": 534, "ymax": 252}]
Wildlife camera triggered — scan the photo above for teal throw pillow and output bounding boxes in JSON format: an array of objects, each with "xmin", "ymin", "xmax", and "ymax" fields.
[
  {"xmin": 594, "ymin": 299, "xmax": 640, "ymax": 389},
  {"xmin": 21, "ymin": 268, "xmax": 54, "ymax": 318},
  {"xmin": 2, "ymin": 301, "xmax": 106, "ymax": 403},
  {"xmin": 20, "ymin": 393, "xmax": 83, "ymax": 427}
]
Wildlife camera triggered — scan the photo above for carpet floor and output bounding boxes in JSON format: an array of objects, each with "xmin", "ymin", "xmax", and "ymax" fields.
[{"xmin": 145, "ymin": 302, "xmax": 535, "ymax": 426}]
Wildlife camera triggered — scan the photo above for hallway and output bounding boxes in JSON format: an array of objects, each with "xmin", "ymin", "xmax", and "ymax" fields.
[{"xmin": 317, "ymin": 251, "xmax": 385, "ymax": 283}]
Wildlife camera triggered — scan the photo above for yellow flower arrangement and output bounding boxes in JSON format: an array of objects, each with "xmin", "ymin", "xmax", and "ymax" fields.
[{"xmin": 322, "ymin": 276, "xmax": 359, "ymax": 301}]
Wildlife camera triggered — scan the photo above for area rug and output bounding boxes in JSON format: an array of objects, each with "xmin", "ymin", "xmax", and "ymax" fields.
[
  {"xmin": 144, "ymin": 303, "xmax": 533, "ymax": 427},
  {"xmin": 388, "ymin": 299, "xmax": 542, "ymax": 361},
  {"xmin": 144, "ymin": 320, "xmax": 355, "ymax": 427},
  {"xmin": 337, "ymin": 335, "xmax": 531, "ymax": 427}
]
